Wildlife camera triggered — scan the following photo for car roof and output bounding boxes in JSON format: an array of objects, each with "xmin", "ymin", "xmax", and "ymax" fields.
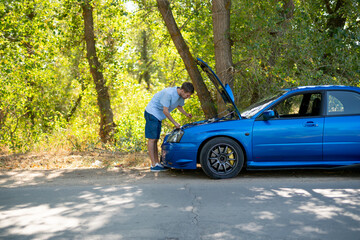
[{"xmin": 283, "ymin": 85, "xmax": 360, "ymax": 93}]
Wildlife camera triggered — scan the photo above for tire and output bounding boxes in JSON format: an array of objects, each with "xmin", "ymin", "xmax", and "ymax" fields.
[{"xmin": 200, "ymin": 137, "xmax": 244, "ymax": 179}]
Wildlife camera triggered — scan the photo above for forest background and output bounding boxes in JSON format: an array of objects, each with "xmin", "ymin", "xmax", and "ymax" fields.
[{"xmin": 0, "ymin": 0, "xmax": 359, "ymax": 168}]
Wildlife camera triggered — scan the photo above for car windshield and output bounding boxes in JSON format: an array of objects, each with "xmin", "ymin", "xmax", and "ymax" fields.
[{"xmin": 241, "ymin": 90, "xmax": 287, "ymax": 118}]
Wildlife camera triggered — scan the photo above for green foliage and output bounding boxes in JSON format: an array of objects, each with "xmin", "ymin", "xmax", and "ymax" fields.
[
  {"xmin": 231, "ymin": 0, "xmax": 360, "ymax": 109},
  {"xmin": 1, "ymin": 0, "xmax": 359, "ymax": 153}
]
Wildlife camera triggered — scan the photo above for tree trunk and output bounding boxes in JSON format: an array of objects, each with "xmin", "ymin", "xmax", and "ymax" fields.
[
  {"xmin": 24, "ymin": 4, "xmax": 36, "ymax": 127},
  {"xmin": 157, "ymin": 0, "xmax": 217, "ymax": 118},
  {"xmin": 0, "ymin": 108, "xmax": 5, "ymax": 131},
  {"xmin": 321, "ymin": 0, "xmax": 347, "ymax": 75},
  {"xmin": 82, "ymin": 0, "xmax": 115, "ymax": 143},
  {"xmin": 66, "ymin": 48, "xmax": 86, "ymax": 122},
  {"xmin": 212, "ymin": 0, "xmax": 234, "ymax": 116},
  {"xmin": 268, "ymin": 0, "xmax": 294, "ymax": 68},
  {"xmin": 139, "ymin": 30, "xmax": 151, "ymax": 90},
  {"xmin": 324, "ymin": 0, "xmax": 346, "ymax": 37}
]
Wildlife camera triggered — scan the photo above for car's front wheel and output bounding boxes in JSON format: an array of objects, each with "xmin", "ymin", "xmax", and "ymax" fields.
[{"xmin": 200, "ymin": 137, "xmax": 244, "ymax": 179}]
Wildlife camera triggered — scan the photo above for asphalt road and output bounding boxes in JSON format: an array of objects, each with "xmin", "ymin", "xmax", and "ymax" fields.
[{"xmin": 1, "ymin": 168, "xmax": 360, "ymax": 240}]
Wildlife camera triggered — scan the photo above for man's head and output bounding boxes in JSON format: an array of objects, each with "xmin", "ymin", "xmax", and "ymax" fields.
[{"xmin": 179, "ymin": 82, "xmax": 194, "ymax": 99}]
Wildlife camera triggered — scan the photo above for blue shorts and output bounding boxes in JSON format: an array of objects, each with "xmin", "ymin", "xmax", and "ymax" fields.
[{"xmin": 144, "ymin": 111, "xmax": 162, "ymax": 139}]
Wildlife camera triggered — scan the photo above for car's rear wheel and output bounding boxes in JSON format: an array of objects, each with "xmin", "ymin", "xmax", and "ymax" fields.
[{"xmin": 200, "ymin": 137, "xmax": 244, "ymax": 179}]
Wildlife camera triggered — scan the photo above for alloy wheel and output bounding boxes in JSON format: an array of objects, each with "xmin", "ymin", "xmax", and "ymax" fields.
[{"xmin": 206, "ymin": 143, "xmax": 238, "ymax": 175}]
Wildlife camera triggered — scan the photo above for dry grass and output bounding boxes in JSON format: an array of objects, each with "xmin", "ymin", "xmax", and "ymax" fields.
[{"xmin": 0, "ymin": 149, "xmax": 150, "ymax": 170}]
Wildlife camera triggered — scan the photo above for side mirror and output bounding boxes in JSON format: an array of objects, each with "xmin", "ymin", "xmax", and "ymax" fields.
[{"xmin": 263, "ymin": 110, "xmax": 275, "ymax": 121}]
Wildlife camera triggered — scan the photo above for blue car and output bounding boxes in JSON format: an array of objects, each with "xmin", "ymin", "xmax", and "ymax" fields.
[{"xmin": 161, "ymin": 58, "xmax": 360, "ymax": 179}]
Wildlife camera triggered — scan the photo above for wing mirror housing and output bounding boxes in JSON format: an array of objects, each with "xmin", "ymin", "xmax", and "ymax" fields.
[{"xmin": 263, "ymin": 110, "xmax": 275, "ymax": 121}]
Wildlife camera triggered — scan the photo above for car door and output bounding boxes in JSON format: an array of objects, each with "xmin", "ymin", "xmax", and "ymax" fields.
[
  {"xmin": 252, "ymin": 92, "xmax": 324, "ymax": 165},
  {"xmin": 324, "ymin": 90, "xmax": 360, "ymax": 162}
]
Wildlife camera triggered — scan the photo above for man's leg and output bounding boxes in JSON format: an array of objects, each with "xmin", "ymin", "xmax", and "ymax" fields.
[{"xmin": 147, "ymin": 138, "xmax": 159, "ymax": 166}]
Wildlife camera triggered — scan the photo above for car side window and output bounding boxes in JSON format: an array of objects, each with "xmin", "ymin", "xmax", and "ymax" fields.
[
  {"xmin": 272, "ymin": 93, "xmax": 322, "ymax": 118},
  {"xmin": 327, "ymin": 91, "xmax": 360, "ymax": 116}
]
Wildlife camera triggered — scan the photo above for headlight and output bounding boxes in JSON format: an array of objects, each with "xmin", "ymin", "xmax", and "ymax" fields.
[{"xmin": 166, "ymin": 129, "xmax": 184, "ymax": 143}]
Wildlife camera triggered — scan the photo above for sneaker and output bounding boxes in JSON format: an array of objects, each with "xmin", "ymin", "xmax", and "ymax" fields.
[{"xmin": 150, "ymin": 164, "xmax": 169, "ymax": 172}]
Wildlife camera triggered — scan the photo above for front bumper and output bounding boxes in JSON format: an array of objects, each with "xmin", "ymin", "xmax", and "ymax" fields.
[{"xmin": 161, "ymin": 142, "xmax": 198, "ymax": 169}]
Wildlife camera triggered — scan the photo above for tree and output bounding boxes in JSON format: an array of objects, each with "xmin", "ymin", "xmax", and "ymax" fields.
[
  {"xmin": 230, "ymin": 0, "xmax": 359, "ymax": 108},
  {"xmin": 81, "ymin": 0, "xmax": 115, "ymax": 143},
  {"xmin": 1, "ymin": 0, "xmax": 358, "ymax": 154},
  {"xmin": 0, "ymin": 0, "xmax": 72, "ymax": 150},
  {"xmin": 212, "ymin": 0, "xmax": 234, "ymax": 115},
  {"xmin": 324, "ymin": 0, "xmax": 347, "ymax": 37},
  {"xmin": 138, "ymin": 30, "xmax": 152, "ymax": 89},
  {"xmin": 0, "ymin": 108, "xmax": 5, "ymax": 131},
  {"xmin": 156, "ymin": 0, "xmax": 217, "ymax": 118}
]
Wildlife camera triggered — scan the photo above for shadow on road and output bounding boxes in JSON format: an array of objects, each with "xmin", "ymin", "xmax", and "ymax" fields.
[
  {"xmin": 1, "ymin": 167, "xmax": 359, "ymax": 188},
  {"xmin": 1, "ymin": 167, "xmax": 360, "ymax": 239}
]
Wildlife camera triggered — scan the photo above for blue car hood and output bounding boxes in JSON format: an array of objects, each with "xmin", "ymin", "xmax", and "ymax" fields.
[{"xmin": 196, "ymin": 58, "xmax": 241, "ymax": 119}]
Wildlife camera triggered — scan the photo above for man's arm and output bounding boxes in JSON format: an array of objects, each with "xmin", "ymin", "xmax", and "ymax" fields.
[
  {"xmin": 163, "ymin": 107, "xmax": 180, "ymax": 128},
  {"xmin": 177, "ymin": 106, "xmax": 192, "ymax": 119}
]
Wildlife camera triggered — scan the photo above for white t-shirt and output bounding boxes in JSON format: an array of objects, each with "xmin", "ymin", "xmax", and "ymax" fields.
[{"xmin": 145, "ymin": 87, "xmax": 185, "ymax": 121}]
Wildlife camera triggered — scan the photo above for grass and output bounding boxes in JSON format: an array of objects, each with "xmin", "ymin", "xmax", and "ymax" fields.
[{"xmin": 0, "ymin": 149, "xmax": 150, "ymax": 170}]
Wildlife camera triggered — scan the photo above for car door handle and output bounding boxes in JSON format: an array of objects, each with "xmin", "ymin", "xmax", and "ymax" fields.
[{"xmin": 304, "ymin": 121, "xmax": 318, "ymax": 127}]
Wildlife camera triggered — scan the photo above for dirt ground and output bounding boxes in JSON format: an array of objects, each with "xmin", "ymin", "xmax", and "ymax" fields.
[
  {"xmin": 0, "ymin": 149, "xmax": 206, "ymax": 188},
  {"xmin": 0, "ymin": 150, "xmax": 150, "ymax": 170},
  {"xmin": 1, "ymin": 150, "xmax": 360, "ymax": 189}
]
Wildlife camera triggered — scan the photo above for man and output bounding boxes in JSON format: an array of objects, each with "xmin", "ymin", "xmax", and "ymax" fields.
[{"xmin": 144, "ymin": 82, "xmax": 194, "ymax": 172}]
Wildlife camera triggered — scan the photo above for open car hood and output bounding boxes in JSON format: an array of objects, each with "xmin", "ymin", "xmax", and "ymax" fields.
[{"xmin": 196, "ymin": 58, "xmax": 241, "ymax": 119}]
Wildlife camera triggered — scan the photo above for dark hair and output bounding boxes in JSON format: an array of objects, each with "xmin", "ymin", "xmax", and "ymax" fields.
[{"xmin": 181, "ymin": 82, "xmax": 194, "ymax": 94}]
